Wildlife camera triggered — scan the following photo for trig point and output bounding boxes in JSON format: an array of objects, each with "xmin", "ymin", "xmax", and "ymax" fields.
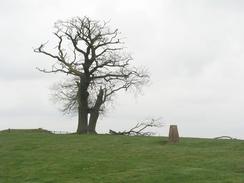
[{"xmin": 168, "ymin": 125, "xmax": 179, "ymax": 143}]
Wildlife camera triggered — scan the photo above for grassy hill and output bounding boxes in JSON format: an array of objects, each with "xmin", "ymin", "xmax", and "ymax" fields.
[{"xmin": 0, "ymin": 132, "xmax": 244, "ymax": 183}]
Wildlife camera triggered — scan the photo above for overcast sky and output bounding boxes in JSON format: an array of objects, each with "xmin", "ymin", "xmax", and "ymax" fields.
[{"xmin": 1, "ymin": 0, "xmax": 244, "ymax": 138}]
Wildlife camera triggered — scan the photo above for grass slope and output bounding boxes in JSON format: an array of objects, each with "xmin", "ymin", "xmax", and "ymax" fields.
[{"xmin": 0, "ymin": 132, "xmax": 244, "ymax": 183}]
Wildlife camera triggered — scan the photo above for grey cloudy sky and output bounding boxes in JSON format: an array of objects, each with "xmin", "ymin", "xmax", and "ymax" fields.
[{"xmin": 1, "ymin": 0, "xmax": 244, "ymax": 138}]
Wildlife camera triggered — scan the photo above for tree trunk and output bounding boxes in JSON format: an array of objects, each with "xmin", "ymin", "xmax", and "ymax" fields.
[
  {"xmin": 88, "ymin": 110, "xmax": 99, "ymax": 134},
  {"xmin": 76, "ymin": 78, "xmax": 89, "ymax": 134},
  {"xmin": 88, "ymin": 89, "xmax": 104, "ymax": 134},
  {"xmin": 168, "ymin": 125, "xmax": 179, "ymax": 143},
  {"xmin": 77, "ymin": 104, "xmax": 88, "ymax": 134}
]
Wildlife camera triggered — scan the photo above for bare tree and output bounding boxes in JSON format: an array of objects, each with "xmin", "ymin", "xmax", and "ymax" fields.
[{"xmin": 35, "ymin": 16, "xmax": 149, "ymax": 134}]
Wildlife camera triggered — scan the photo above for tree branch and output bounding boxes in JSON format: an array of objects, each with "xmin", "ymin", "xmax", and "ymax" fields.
[{"xmin": 109, "ymin": 119, "xmax": 163, "ymax": 136}]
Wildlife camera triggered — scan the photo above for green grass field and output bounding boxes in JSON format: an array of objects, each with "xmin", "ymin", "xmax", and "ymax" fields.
[{"xmin": 1, "ymin": 132, "xmax": 244, "ymax": 183}]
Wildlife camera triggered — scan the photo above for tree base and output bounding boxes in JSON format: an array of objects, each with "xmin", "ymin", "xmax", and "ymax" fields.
[{"xmin": 76, "ymin": 130, "xmax": 97, "ymax": 135}]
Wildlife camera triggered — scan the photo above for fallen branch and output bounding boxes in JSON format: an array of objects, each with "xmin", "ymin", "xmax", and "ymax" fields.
[
  {"xmin": 109, "ymin": 119, "xmax": 163, "ymax": 136},
  {"xmin": 214, "ymin": 136, "xmax": 237, "ymax": 140}
]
